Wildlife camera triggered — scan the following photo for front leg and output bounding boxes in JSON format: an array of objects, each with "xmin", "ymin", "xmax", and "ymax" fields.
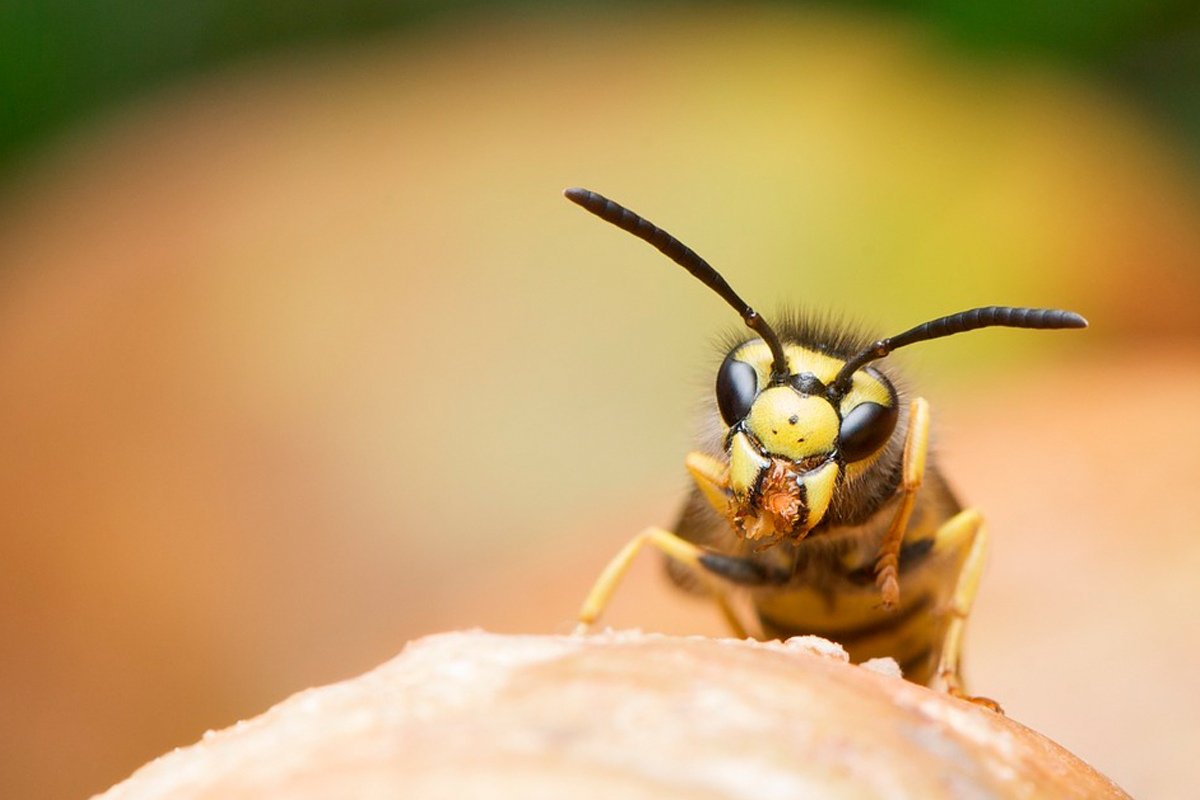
[
  {"xmin": 574, "ymin": 526, "xmax": 751, "ymax": 637},
  {"xmin": 875, "ymin": 397, "xmax": 930, "ymax": 610},
  {"xmin": 684, "ymin": 450, "xmax": 794, "ymax": 589},
  {"xmin": 575, "ymin": 451, "xmax": 788, "ymax": 637}
]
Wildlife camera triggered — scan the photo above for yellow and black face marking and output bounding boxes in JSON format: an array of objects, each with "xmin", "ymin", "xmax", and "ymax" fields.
[
  {"xmin": 716, "ymin": 340, "xmax": 898, "ymax": 545},
  {"xmin": 564, "ymin": 187, "xmax": 1086, "ymax": 709}
]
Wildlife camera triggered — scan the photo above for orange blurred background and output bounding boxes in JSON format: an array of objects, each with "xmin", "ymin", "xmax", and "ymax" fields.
[{"xmin": 1, "ymin": 6, "xmax": 1198, "ymax": 798}]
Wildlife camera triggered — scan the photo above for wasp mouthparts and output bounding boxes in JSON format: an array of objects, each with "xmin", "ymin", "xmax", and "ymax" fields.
[
  {"xmin": 729, "ymin": 456, "xmax": 840, "ymax": 547},
  {"xmin": 757, "ymin": 461, "xmax": 804, "ymax": 534},
  {"xmin": 730, "ymin": 459, "xmax": 805, "ymax": 545}
]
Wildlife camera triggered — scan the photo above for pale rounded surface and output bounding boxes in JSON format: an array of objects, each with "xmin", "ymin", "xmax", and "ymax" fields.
[{"xmin": 95, "ymin": 631, "xmax": 1128, "ymax": 800}]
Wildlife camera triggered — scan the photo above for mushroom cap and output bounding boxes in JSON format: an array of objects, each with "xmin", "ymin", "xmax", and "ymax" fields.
[{"xmin": 95, "ymin": 630, "xmax": 1129, "ymax": 800}]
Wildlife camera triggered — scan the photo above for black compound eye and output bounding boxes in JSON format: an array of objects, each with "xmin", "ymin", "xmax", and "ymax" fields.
[
  {"xmin": 838, "ymin": 402, "xmax": 899, "ymax": 462},
  {"xmin": 716, "ymin": 355, "xmax": 758, "ymax": 426}
]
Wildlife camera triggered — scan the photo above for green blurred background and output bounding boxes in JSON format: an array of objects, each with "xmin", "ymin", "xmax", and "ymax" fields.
[
  {"xmin": 0, "ymin": 2, "xmax": 1197, "ymax": 798},
  {"xmin": 3, "ymin": 1, "xmax": 1200, "ymax": 174}
]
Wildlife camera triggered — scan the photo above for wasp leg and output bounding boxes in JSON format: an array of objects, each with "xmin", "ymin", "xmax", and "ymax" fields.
[
  {"xmin": 927, "ymin": 509, "xmax": 1003, "ymax": 713},
  {"xmin": 875, "ymin": 397, "xmax": 930, "ymax": 610},
  {"xmin": 685, "ymin": 451, "xmax": 731, "ymax": 515},
  {"xmin": 575, "ymin": 527, "xmax": 750, "ymax": 638}
]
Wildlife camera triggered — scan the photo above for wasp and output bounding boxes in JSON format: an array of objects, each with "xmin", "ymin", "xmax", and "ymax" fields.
[{"xmin": 564, "ymin": 187, "xmax": 1086, "ymax": 706}]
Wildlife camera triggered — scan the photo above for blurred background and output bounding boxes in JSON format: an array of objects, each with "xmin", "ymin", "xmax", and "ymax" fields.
[{"xmin": 0, "ymin": 2, "xmax": 1197, "ymax": 798}]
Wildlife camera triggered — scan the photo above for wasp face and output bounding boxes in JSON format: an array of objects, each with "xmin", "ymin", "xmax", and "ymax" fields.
[{"xmin": 716, "ymin": 341, "xmax": 899, "ymax": 544}]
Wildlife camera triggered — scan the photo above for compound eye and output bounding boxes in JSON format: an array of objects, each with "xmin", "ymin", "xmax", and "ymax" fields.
[
  {"xmin": 838, "ymin": 402, "xmax": 899, "ymax": 462},
  {"xmin": 716, "ymin": 355, "xmax": 758, "ymax": 426}
]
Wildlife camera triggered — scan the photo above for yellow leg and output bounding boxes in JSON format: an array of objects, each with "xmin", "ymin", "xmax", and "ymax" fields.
[
  {"xmin": 685, "ymin": 451, "xmax": 731, "ymax": 515},
  {"xmin": 575, "ymin": 526, "xmax": 748, "ymax": 638},
  {"xmin": 875, "ymin": 397, "xmax": 930, "ymax": 610},
  {"xmin": 927, "ymin": 509, "xmax": 1002, "ymax": 712}
]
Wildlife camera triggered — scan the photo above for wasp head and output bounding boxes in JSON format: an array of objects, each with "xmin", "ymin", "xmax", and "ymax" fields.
[
  {"xmin": 563, "ymin": 186, "xmax": 1087, "ymax": 548},
  {"xmin": 716, "ymin": 339, "xmax": 899, "ymax": 545}
]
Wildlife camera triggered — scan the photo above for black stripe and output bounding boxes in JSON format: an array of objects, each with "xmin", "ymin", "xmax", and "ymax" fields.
[
  {"xmin": 795, "ymin": 479, "xmax": 809, "ymax": 532},
  {"xmin": 758, "ymin": 593, "xmax": 933, "ymax": 645},
  {"xmin": 843, "ymin": 538, "xmax": 935, "ymax": 587},
  {"xmin": 899, "ymin": 537, "xmax": 934, "ymax": 565},
  {"xmin": 699, "ymin": 552, "xmax": 792, "ymax": 586}
]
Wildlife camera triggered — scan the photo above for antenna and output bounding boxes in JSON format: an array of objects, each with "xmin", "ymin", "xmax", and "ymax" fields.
[
  {"xmin": 828, "ymin": 306, "xmax": 1088, "ymax": 396},
  {"xmin": 564, "ymin": 187, "xmax": 791, "ymax": 381}
]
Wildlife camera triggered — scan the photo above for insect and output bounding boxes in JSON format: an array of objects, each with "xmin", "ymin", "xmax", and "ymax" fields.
[{"xmin": 564, "ymin": 187, "xmax": 1086, "ymax": 706}]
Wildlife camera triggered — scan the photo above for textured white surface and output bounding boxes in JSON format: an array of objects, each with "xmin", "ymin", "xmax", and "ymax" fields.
[{"xmin": 95, "ymin": 631, "xmax": 1128, "ymax": 800}]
